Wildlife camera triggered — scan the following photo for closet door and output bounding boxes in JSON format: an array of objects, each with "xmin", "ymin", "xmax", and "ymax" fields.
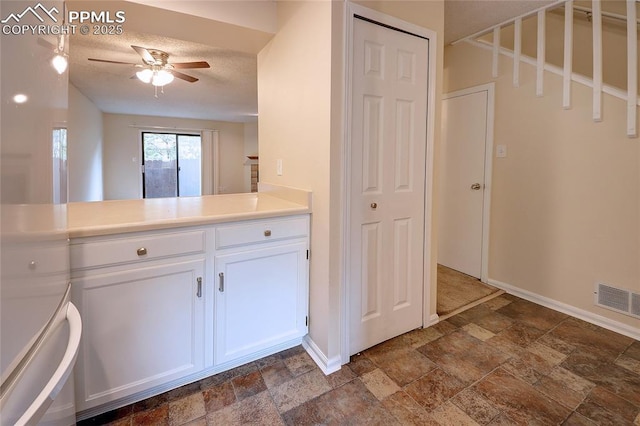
[{"xmin": 349, "ymin": 17, "xmax": 429, "ymax": 355}]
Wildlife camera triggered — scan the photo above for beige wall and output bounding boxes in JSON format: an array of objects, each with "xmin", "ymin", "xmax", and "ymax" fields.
[
  {"xmin": 102, "ymin": 113, "xmax": 247, "ymax": 200},
  {"xmin": 258, "ymin": 0, "xmax": 334, "ymax": 357},
  {"xmin": 258, "ymin": 0, "xmax": 444, "ymax": 364},
  {"xmin": 68, "ymin": 84, "xmax": 104, "ymax": 202},
  {"xmin": 67, "ymin": 0, "xmax": 273, "ymax": 56},
  {"xmin": 444, "ymin": 41, "xmax": 640, "ymax": 329},
  {"xmin": 126, "ymin": 0, "xmax": 277, "ymax": 34}
]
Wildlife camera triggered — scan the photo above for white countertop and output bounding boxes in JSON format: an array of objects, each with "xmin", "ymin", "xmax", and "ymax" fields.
[
  {"xmin": 1, "ymin": 204, "xmax": 68, "ymax": 242},
  {"xmin": 68, "ymin": 190, "xmax": 311, "ymax": 238}
]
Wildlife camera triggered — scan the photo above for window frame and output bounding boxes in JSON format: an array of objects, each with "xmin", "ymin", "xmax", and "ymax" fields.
[{"xmin": 141, "ymin": 131, "xmax": 202, "ymax": 199}]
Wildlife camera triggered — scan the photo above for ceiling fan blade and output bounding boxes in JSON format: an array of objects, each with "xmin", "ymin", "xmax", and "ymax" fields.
[
  {"xmin": 131, "ymin": 45, "xmax": 155, "ymax": 64},
  {"xmin": 170, "ymin": 70, "xmax": 198, "ymax": 83},
  {"xmin": 88, "ymin": 58, "xmax": 138, "ymax": 65},
  {"xmin": 171, "ymin": 61, "xmax": 210, "ymax": 69}
]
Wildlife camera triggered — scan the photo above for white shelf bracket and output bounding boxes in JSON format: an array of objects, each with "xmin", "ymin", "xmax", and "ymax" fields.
[
  {"xmin": 563, "ymin": 0, "xmax": 574, "ymax": 109},
  {"xmin": 627, "ymin": 0, "xmax": 637, "ymax": 137},
  {"xmin": 592, "ymin": 0, "xmax": 603, "ymax": 122},
  {"xmin": 492, "ymin": 27, "xmax": 501, "ymax": 78},
  {"xmin": 536, "ymin": 10, "xmax": 546, "ymax": 97},
  {"xmin": 513, "ymin": 18, "xmax": 522, "ymax": 88}
]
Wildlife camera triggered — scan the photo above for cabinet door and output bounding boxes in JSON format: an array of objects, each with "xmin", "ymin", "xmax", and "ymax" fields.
[
  {"xmin": 215, "ymin": 241, "xmax": 308, "ymax": 365},
  {"xmin": 73, "ymin": 259, "xmax": 206, "ymax": 411}
]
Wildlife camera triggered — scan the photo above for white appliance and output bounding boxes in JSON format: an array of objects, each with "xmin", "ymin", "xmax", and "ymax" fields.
[
  {"xmin": 0, "ymin": 237, "xmax": 81, "ymax": 425},
  {"xmin": 0, "ymin": 1, "xmax": 80, "ymax": 424}
]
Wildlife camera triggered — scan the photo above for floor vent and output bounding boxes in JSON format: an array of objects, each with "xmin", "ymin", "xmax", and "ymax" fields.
[
  {"xmin": 632, "ymin": 292, "xmax": 640, "ymax": 317},
  {"xmin": 595, "ymin": 283, "xmax": 640, "ymax": 319}
]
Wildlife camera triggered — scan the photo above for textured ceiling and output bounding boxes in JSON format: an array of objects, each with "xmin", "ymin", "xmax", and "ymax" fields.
[
  {"xmin": 69, "ymin": 30, "xmax": 258, "ymax": 122},
  {"xmin": 69, "ymin": 1, "xmax": 558, "ymax": 123}
]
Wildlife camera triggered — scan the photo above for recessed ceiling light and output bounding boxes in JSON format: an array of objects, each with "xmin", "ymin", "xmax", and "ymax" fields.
[{"xmin": 13, "ymin": 94, "xmax": 28, "ymax": 104}]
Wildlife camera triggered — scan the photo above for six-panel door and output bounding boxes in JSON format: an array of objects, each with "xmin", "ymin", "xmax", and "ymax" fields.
[{"xmin": 349, "ymin": 17, "xmax": 429, "ymax": 355}]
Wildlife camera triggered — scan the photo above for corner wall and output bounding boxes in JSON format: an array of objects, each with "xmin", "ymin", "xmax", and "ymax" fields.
[
  {"xmin": 444, "ymin": 41, "xmax": 640, "ymax": 331},
  {"xmin": 68, "ymin": 84, "xmax": 104, "ymax": 202},
  {"xmin": 258, "ymin": 0, "xmax": 334, "ymax": 361},
  {"xmin": 258, "ymin": 0, "xmax": 445, "ymax": 367}
]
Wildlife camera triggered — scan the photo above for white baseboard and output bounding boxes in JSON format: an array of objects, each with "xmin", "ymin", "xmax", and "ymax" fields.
[
  {"xmin": 427, "ymin": 313, "xmax": 440, "ymax": 326},
  {"xmin": 487, "ymin": 278, "xmax": 640, "ymax": 341},
  {"xmin": 302, "ymin": 335, "xmax": 342, "ymax": 375}
]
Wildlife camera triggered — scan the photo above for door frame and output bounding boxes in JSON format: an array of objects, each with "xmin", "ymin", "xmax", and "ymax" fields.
[
  {"xmin": 442, "ymin": 83, "xmax": 495, "ymax": 283},
  {"xmin": 340, "ymin": 2, "xmax": 439, "ymax": 363}
]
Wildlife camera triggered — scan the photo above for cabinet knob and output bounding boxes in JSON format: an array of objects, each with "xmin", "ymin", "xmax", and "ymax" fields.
[
  {"xmin": 264, "ymin": 230, "xmax": 272, "ymax": 237},
  {"xmin": 137, "ymin": 247, "xmax": 148, "ymax": 256},
  {"xmin": 370, "ymin": 203, "xmax": 378, "ymax": 209}
]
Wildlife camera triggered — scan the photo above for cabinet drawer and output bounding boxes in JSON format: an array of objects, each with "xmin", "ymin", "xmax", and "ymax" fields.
[
  {"xmin": 216, "ymin": 216, "xmax": 308, "ymax": 249},
  {"xmin": 2, "ymin": 239, "xmax": 69, "ymax": 278},
  {"xmin": 71, "ymin": 230, "xmax": 206, "ymax": 270}
]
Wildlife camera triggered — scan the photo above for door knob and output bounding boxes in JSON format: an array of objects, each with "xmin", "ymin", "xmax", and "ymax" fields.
[{"xmin": 471, "ymin": 183, "xmax": 482, "ymax": 190}]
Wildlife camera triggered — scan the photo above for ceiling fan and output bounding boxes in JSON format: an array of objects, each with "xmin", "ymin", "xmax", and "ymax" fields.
[{"xmin": 88, "ymin": 45, "xmax": 210, "ymax": 86}]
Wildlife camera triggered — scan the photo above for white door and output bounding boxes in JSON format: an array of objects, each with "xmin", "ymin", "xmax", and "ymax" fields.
[
  {"xmin": 349, "ymin": 17, "xmax": 429, "ymax": 355},
  {"xmin": 438, "ymin": 88, "xmax": 490, "ymax": 279}
]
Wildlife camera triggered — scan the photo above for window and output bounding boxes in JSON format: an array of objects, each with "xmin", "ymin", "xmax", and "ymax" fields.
[
  {"xmin": 52, "ymin": 128, "xmax": 67, "ymax": 204},
  {"xmin": 142, "ymin": 132, "xmax": 202, "ymax": 198}
]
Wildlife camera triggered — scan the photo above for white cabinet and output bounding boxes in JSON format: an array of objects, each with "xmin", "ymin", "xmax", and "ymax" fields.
[
  {"xmin": 214, "ymin": 216, "xmax": 309, "ymax": 366},
  {"xmin": 215, "ymin": 241, "xmax": 308, "ymax": 365},
  {"xmin": 70, "ymin": 214, "xmax": 309, "ymax": 417},
  {"xmin": 71, "ymin": 230, "xmax": 211, "ymax": 412}
]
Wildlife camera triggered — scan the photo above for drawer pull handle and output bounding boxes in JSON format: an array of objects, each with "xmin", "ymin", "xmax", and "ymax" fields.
[
  {"xmin": 264, "ymin": 230, "xmax": 272, "ymax": 237},
  {"xmin": 196, "ymin": 277, "xmax": 202, "ymax": 298},
  {"xmin": 219, "ymin": 272, "xmax": 224, "ymax": 292},
  {"xmin": 137, "ymin": 247, "xmax": 148, "ymax": 256}
]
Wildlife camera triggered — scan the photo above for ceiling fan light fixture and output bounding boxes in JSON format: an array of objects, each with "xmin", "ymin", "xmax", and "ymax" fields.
[
  {"xmin": 91, "ymin": 45, "xmax": 204, "ymax": 95},
  {"xmin": 152, "ymin": 70, "xmax": 174, "ymax": 87},
  {"xmin": 136, "ymin": 68, "xmax": 153, "ymax": 83},
  {"xmin": 52, "ymin": 54, "xmax": 68, "ymax": 74}
]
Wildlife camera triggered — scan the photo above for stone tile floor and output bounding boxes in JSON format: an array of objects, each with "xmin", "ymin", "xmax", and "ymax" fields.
[
  {"xmin": 79, "ymin": 293, "xmax": 640, "ymax": 425},
  {"xmin": 436, "ymin": 264, "xmax": 500, "ymax": 317}
]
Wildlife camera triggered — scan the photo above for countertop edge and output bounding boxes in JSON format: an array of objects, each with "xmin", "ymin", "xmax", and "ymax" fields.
[
  {"xmin": 68, "ymin": 207, "xmax": 310, "ymax": 239},
  {"xmin": 67, "ymin": 191, "xmax": 312, "ymax": 239}
]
